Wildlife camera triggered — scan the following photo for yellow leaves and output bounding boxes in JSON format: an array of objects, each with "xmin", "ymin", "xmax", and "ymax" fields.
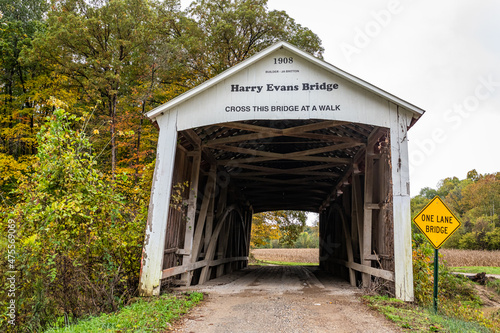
[
  {"xmin": 48, "ymin": 96, "xmax": 68, "ymax": 109},
  {"xmin": 117, "ymin": 130, "xmax": 135, "ymax": 137},
  {"xmin": 93, "ymin": 129, "xmax": 100, "ymax": 135},
  {"xmin": 23, "ymin": 234, "xmax": 38, "ymax": 247}
]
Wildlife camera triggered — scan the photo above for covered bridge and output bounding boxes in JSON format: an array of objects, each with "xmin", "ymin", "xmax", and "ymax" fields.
[{"xmin": 139, "ymin": 42, "xmax": 424, "ymax": 301}]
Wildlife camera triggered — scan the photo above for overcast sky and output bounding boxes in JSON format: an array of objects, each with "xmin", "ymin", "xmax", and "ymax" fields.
[{"xmin": 180, "ymin": 0, "xmax": 500, "ymax": 197}]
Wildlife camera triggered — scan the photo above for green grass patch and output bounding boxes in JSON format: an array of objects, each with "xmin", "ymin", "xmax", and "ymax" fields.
[
  {"xmin": 451, "ymin": 266, "xmax": 500, "ymax": 275},
  {"xmin": 250, "ymin": 260, "xmax": 319, "ymax": 266},
  {"xmin": 487, "ymin": 279, "xmax": 500, "ymax": 295},
  {"xmin": 363, "ymin": 295, "xmax": 490, "ymax": 333},
  {"xmin": 44, "ymin": 292, "xmax": 203, "ymax": 333}
]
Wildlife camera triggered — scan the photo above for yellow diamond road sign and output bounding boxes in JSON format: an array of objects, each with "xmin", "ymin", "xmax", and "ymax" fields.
[{"xmin": 413, "ymin": 196, "xmax": 461, "ymax": 249}]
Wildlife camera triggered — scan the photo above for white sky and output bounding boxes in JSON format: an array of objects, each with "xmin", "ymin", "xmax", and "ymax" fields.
[{"xmin": 180, "ymin": 0, "xmax": 500, "ymax": 197}]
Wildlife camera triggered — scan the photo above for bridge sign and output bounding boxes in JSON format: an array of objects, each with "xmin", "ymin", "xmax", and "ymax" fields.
[{"xmin": 413, "ymin": 196, "xmax": 461, "ymax": 249}]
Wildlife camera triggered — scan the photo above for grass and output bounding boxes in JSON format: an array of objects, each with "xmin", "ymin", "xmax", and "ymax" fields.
[
  {"xmin": 364, "ymin": 295, "xmax": 491, "ymax": 333},
  {"xmin": 44, "ymin": 292, "xmax": 203, "ymax": 333},
  {"xmin": 451, "ymin": 266, "xmax": 500, "ymax": 275},
  {"xmin": 487, "ymin": 279, "xmax": 500, "ymax": 295}
]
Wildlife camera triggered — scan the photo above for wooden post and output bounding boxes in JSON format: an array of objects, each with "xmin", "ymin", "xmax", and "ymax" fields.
[
  {"xmin": 216, "ymin": 214, "xmax": 231, "ymax": 277},
  {"xmin": 352, "ymin": 174, "xmax": 364, "ymax": 265},
  {"xmin": 389, "ymin": 103, "xmax": 414, "ymax": 301},
  {"xmin": 203, "ymin": 168, "xmax": 217, "ymax": 257},
  {"xmin": 180, "ymin": 149, "xmax": 202, "ymax": 284},
  {"xmin": 362, "ymin": 142, "xmax": 375, "ymax": 287},
  {"xmin": 183, "ymin": 165, "xmax": 216, "ymax": 285},
  {"xmin": 199, "ymin": 205, "xmax": 236, "ymax": 284},
  {"xmin": 335, "ymin": 205, "xmax": 356, "ymax": 286},
  {"xmin": 139, "ymin": 111, "xmax": 178, "ymax": 296}
]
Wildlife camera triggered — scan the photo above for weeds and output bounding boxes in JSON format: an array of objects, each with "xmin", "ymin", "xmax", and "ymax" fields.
[
  {"xmin": 364, "ymin": 295, "xmax": 490, "ymax": 333},
  {"xmin": 487, "ymin": 279, "xmax": 500, "ymax": 296},
  {"xmin": 44, "ymin": 292, "xmax": 203, "ymax": 333}
]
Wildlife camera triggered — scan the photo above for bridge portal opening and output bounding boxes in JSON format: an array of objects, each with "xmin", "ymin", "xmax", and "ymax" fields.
[
  {"xmin": 139, "ymin": 42, "xmax": 422, "ymax": 301},
  {"xmin": 249, "ymin": 210, "xmax": 320, "ymax": 265}
]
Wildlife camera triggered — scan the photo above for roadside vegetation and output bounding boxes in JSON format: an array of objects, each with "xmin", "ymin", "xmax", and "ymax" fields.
[
  {"xmin": 386, "ymin": 233, "xmax": 500, "ymax": 332},
  {"xmin": 364, "ymin": 295, "xmax": 491, "ymax": 333},
  {"xmin": 44, "ymin": 292, "xmax": 203, "ymax": 333}
]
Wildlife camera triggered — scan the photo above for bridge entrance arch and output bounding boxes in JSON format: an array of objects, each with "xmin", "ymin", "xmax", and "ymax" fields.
[{"xmin": 139, "ymin": 42, "xmax": 424, "ymax": 301}]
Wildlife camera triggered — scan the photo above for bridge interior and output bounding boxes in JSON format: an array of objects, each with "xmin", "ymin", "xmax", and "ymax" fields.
[{"xmin": 160, "ymin": 119, "xmax": 396, "ymax": 291}]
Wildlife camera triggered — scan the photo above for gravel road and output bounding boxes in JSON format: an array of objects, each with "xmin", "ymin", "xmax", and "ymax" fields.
[{"xmin": 173, "ymin": 265, "xmax": 401, "ymax": 333}]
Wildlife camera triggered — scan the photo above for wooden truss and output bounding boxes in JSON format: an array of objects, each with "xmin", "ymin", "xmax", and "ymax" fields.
[{"xmin": 141, "ymin": 115, "xmax": 413, "ymax": 301}]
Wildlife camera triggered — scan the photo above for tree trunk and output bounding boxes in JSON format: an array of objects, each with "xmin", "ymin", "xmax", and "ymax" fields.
[
  {"xmin": 135, "ymin": 102, "xmax": 144, "ymax": 183},
  {"xmin": 110, "ymin": 94, "xmax": 117, "ymax": 179}
]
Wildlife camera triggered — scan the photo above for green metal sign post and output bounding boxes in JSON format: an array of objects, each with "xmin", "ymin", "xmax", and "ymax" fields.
[
  {"xmin": 413, "ymin": 196, "xmax": 462, "ymax": 314},
  {"xmin": 433, "ymin": 248, "xmax": 439, "ymax": 313}
]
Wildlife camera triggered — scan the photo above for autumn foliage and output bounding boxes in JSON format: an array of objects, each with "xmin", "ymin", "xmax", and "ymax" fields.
[{"xmin": 0, "ymin": 0, "xmax": 324, "ymax": 331}]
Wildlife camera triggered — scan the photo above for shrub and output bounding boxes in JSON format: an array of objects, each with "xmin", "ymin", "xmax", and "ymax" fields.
[{"xmin": 0, "ymin": 110, "xmax": 145, "ymax": 331}]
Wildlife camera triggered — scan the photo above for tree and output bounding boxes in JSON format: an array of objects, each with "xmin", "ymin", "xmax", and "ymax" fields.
[
  {"xmin": 251, "ymin": 210, "xmax": 307, "ymax": 248},
  {"xmin": 0, "ymin": 0, "xmax": 49, "ymax": 158},
  {"xmin": 250, "ymin": 212, "xmax": 279, "ymax": 248},
  {"xmin": 176, "ymin": 0, "xmax": 324, "ymax": 82},
  {"xmin": 30, "ymin": 0, "xmax": 178, "ymax": 176},
  {"xmin": 2, "ymin": 108, "xmax": 144, "ymax": 330},
  {"xmin": 466, "ymin": 169, "xmax": 480, "ymax": 182}
]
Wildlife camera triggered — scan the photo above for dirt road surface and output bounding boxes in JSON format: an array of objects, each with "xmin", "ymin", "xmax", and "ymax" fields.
[{"xmin": 173, "ymin": 265, "xmax": 401, "ymax": 333}]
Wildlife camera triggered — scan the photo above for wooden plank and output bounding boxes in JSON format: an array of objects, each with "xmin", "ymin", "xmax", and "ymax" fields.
[
  {"xmin": 204, "ymin": 132, "xmax": 281, "ymax": 146},
  {"xmin": 183, "ymin": 166, "xmax": 216, "ymax": 286},
  {"xmin": 233, "ymin": 171, "xmax": 339, "ymax": 178},
  {"xmin": 199, "ymin": 205, "xmax": 237, "ymax": 284},
  {"xmin": 221, "ymin": 122, "xmax": 282, "ymax": 134},
  {"xmin": 164, "ymin": 247, "xmax": 179, "ymax": 254},
  {"xmin": 389, "ymin": 103, "xmax": 413, "ymax": 301},
  {"xmin": 211, "ymin": 144, "xmax": 352, "ymax": 164},
  {"xmin": 162, "ymin": 255, "xmax": 249, "ymax": 280},
  {"xmin": 362, "ymin": 131, "xmax": 377, "ymax": 287},
  {"xmin": 352, "ymin": 174, "xmax": 363, "ymax": 262},
  {"xmin": 209, "ymin": 256, "xmax": 248, "ymax": 267},
  {"xmin": 335, "ymin": 205, "xmax": 356, "ymax": 286},
  {"xmin": 291, "ymin": 132, "xmax": 362, "ymax": 143},
  {"xmin": 364, "ymin": 203, "xmax": 380, "ymax": 210},
  {"xmin": 139, "ymin": 111, "xmax": 178, "ymax": 297},
  {"xmin": 281, "ymin": 120, "xmax": 346, "ymax": 134},
  {"xmin": 162, "ymin": 259, "xmax": 208, "ymax": 279},
  {"xmin": 183, "ymin": 129, "xmax": 201, "ymax": 147},
  {"xmin": 216, "ymin": 214, "xmax": 232, "ymax": 277},
  {"xmin": 330, "ymin": 258, "xmax": 394, "ymax": 281},
  {"xmin": 243, "ymin": 187, "xmax": 328, "ymax": 195},
  {"xmin": 204, "ymin": 192, "xmax": 215, "ymax": 254},
  {"xmin": 283, "ymin": 142, "xmax": 364, "ymax": 158},
  {"xmin": 180, "ymin": 148, "xmax": 202, "ymax": 285},
  {"xmin": 233, "ymin": 176, "xmax": 334, "ymax": 186}
]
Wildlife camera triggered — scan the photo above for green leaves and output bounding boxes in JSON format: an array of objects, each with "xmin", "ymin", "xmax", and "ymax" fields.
[
  {"xmin": 3, "ymin": 108, "xmax": 146, "ymax": 331},
  {"xmin": 182, "ymin": 0, "xmax": 323, "ymax": 81}
]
